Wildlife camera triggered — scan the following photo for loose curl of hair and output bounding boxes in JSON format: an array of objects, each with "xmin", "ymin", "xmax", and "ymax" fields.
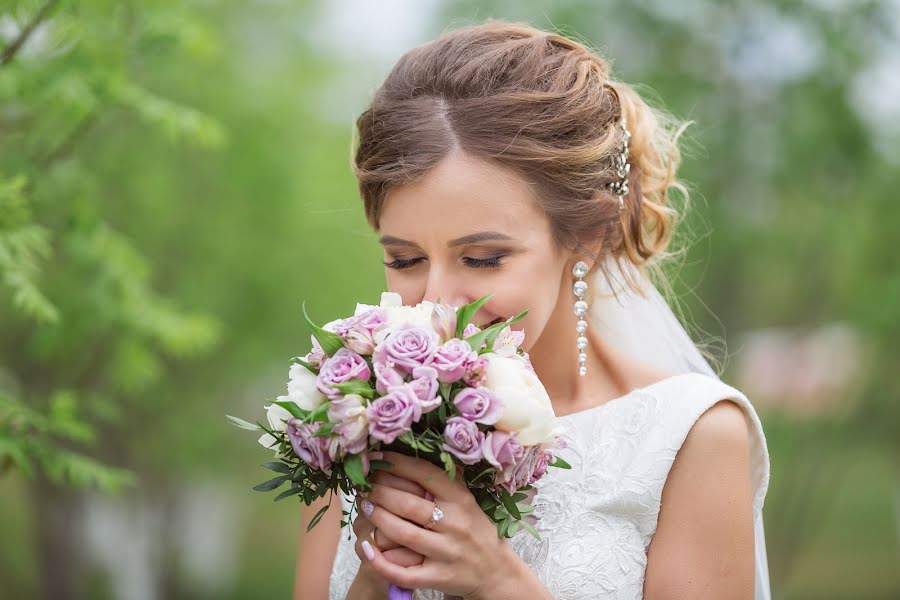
[{"xmin": 351, "ymin": 18, "xmax": 694, "ymax": 308}]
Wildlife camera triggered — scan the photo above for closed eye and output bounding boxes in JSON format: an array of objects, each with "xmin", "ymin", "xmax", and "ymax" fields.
[{"xmin": 383, "ymin": 256, "xmax": 506, "ymax": 270}]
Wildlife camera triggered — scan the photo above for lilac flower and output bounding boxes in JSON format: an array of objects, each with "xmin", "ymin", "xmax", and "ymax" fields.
[
  {"xmin": 462, "ymin": 323, "xmax": 481, "ymax": 337},
  {"xmin": 431, "ymin": 303, "xmax": 458, "ymax": 342},
  {"xmin": 373, "ymin": 322, "xmax": 440, "ymax": 374},
  {"xmin": 315, "ymin": 348, "xmax": 371, "ymax": 400},
  {"xmin": 366, "ymin": 386, "xmax": 421, "ymax": 444},
  {"xmin": 453, "ymin": 387, "xmax": 503, "ymax": 425},
  {"xmin": 287, "ymin": 419, "xmax": 333, "ymax": 475},
  {"xmin": 442, "ymin": 416, "xmax": 485, "ymax": 465},
  {"xmin": 431, "ymin": 338, "xmax": 477, "ymax": 383}
]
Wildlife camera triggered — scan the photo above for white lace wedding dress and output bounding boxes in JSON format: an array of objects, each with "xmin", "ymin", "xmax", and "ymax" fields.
[{"xmin": 328, "ymin": 371, "xmax": 771, "ymax": 599}]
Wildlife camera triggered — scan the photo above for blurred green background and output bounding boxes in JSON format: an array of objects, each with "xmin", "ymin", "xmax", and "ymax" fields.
[{"xmin": 1, "ymin": 0, "xmax": 898, "ymax": 598}]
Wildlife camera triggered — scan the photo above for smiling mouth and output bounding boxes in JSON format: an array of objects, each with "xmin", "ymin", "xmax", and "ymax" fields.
[{"xmin": 483, "ymin": 316, "xmax": 505, "ymax": 327}]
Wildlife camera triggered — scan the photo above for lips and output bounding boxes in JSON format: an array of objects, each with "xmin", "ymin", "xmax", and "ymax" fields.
[{"xmin": 483, "ymin": 316, "xmax": 505, "ymax": 328}]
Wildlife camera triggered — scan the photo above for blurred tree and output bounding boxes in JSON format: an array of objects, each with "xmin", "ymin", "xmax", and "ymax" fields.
[{"xmin": 1, "ymin": 1, "xmax": 223, "ymax": 597}]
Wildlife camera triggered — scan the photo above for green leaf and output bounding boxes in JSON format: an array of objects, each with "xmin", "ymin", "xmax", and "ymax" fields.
[
  {"xmin": 312, "ymin": 422, "xmax": 333, "ymax": 437},
  {"xmin": 550, "ymin": 455, "xmax": 571, "ymax": 469},
  {"xmin": 261, "ymin": 461, "xmax": 292, "ymax": 473},
  {"xmin": 253, "ymin": 474, "xmax": 290, "ymax": 492},
  {"xmin": 273, "ymin": 401, "xmax": 307, "ymax": 419},
  {"xmin": 226, "ymin": 414, "xmax": 262, "ymax": 430},
  {"xmin": 454, "ymin": 294, "xmax": 494, "ymax": 338},
  {"xmin": 511, "ymin": 492, "xmax": 528, "ymax": 502},
  {"xmin": 520, "ymin": 520, "xmax": 541, "ymax": 540},
  {"xmin": 301, "ymin": 300, "xmax": 344, "ymax": 356},
  {"xmin": 369, "ymin": 459, "xmax": 392, "ymax": 471},
  {"xmin": 273, "ymin": 486, "xmax": 304, "ymax": 502},
  {"xmin": 507, "ymin": 520, "xmax": 521, "ymax": 537},
  {"xmin": 464, "ymin": 309, "xmax": 528, "ymax": 354},
  {"xmin": 498, "ymin": 488, "xmax": 521, "ymax": 520},
  {"xmin": 309, "ymin": 401, "xmax": 331, "ymax": 423},
  {"xmin": 331, "ymin": 380, "xmax": 375, "ymax": 399},
  {"xmin": 306, "ymin": 501, "xmax": 331, "ymax": 532},
  {"xmin": 290, "ymin": 356, "xmax": 318, "ymax": 374},
  {"xmin": 344, "ymin": 453, "xmax": 367, "ymax": 487}
]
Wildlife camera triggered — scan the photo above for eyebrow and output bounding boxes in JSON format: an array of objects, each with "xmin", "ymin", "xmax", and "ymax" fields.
[{"xmin": 379, "ymin": 231, "xmax": 516, "ymax": 248}]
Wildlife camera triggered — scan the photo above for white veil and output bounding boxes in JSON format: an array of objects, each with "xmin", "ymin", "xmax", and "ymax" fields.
[{"xmin": 588, "ymin": 255, "xmax": 772, "ymax": 600}]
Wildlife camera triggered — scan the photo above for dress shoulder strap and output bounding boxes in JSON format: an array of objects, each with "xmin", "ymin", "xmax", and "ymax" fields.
[{"xmin": 645, "ymin": 372, "xmax": 771, "ymax": 521}]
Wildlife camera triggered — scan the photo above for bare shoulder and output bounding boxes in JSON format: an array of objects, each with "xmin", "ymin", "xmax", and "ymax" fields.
[{"xmin": 643, "ymin": 398, "xmax": 755, "ymax": 599}]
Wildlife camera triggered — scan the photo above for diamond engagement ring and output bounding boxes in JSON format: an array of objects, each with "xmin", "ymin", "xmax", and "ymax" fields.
[{"xmin": 424, "ymin": 501, "xmax": 444, "ymax": 529}]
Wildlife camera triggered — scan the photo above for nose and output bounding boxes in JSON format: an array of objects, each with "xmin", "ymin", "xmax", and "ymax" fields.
[{"xmin": 421, "ymin": 265, "xmax": 468, "ymax": 309}]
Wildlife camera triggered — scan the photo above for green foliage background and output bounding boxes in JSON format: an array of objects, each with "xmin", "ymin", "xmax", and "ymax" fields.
[{"xmin": 1, "ymin": 0, "xmax": 898, "ymax": 598}]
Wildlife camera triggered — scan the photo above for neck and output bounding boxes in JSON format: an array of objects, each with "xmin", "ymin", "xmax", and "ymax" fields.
[{"xmin": 527, "ymin": 296, "xmax": 629, "ymax": 417}]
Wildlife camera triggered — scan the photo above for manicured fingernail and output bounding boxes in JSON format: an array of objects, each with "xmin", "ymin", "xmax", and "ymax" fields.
[
  {"xmin": 370, "ymin": 451, "xmax": 383, "ymax": 459},
  {"xmin": 361, "ymin": 540, "xmax": 375, "ymax": 561},
  {"xmin": 362, "ymin": 499, "xmax": 374, "ymax": 516}
]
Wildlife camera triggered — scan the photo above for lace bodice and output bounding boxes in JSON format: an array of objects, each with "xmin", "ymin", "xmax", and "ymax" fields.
[{"xmin": 328, "ymin": 372, "xmax": 771, "ymax": 599}]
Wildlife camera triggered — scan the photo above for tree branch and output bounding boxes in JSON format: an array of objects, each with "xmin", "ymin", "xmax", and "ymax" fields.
[{"xmin": 0, "ymin": 0, "xmax": 61, "ymax": 67}]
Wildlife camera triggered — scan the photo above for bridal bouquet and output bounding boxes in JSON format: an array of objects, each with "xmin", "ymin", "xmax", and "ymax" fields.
[{"xmin": 228, "ymin": 291, "xmax": 570, "ymax": 557}]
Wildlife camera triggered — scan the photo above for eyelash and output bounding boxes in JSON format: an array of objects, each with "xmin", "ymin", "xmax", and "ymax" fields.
[{"xmin": 383, "ymin": 256, "xmax": 506, "ymax": 270}]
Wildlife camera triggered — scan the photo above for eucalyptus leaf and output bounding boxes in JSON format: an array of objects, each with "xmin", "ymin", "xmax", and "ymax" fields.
[
  {"xmin": 225, "ymin": 414, "xmax": 261, "ymax": 431},
  {"xmin": 273, "ymin": 486, "xmax": 304, "ymax": 502},
  {"xmin": 499, "ymin": 488, "xmax": 521, "ymax": 520},
  {"xmin": 260, "ymin": 461, "xmax": 292, "ymax": 474},
  {"xmin": 253, "ymin": 474, "xmax": 290, "ymax": 492},
  {"xmin": 306, "ymin": 501, "xmax": 331, "ymax": 532},
  {"xmin": 550, "ymin": 455, "xmax": 572, "ymax": 469}
]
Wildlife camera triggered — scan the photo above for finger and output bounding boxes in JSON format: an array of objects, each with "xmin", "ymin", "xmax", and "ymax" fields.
[
  {"xmin": 361, "ymin": 538, "xmax": 442, "ymax": 591},
  {"xmin": 373, "ymin": 526, "xmax": 404, "ymax": 551},
  {"xmin": 382, "ymin": 546, "xmax": 426, "ymax": 568},
  {"xmin": 363, "ymin": 497, "xmax": 451, "ymax": 560},
  {"xmin": 379, "ymin": 451, "xmax": 458, "ymax": 500},
  {"xmin": 367, "ymin": 483, "xmax": 437, "ymax": 530},
  {"xmin": 372, "ymin": 470, "xmax": 428, "ymax": 497}
]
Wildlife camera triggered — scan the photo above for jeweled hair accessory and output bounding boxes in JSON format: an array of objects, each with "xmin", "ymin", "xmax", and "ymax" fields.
[{"xmin": 608, "ymin": 115, "xmax": 631, "ymax": 211}]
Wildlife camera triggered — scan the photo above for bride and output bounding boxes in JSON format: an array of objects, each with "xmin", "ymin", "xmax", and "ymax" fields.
[{"xmin": 296, "ymin": 18, "xmax": 771, "ymax": 600}]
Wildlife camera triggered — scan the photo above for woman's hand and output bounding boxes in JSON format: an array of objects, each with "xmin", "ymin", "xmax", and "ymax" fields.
[
  {"xmin": 356, "ymin": 450, "xmax": 532, "ymax": 599},
  {"xmin": 352, "ymin": 470, "xmax": 427, "ymax": 568}
]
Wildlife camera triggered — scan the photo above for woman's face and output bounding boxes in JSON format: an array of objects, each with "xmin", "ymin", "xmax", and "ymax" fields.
[{"xmin": 377, "ymin": 151, "xmax": 576, "ymax": 351}]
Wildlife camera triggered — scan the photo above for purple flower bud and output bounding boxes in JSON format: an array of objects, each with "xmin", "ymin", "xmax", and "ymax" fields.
[
  {"xmin": 442, "ymin": 416, "xmax": 485, "ymax": 465},
  {"xmin": 452, "ymin": 387, "xmax": 503, "ymax": 425}
]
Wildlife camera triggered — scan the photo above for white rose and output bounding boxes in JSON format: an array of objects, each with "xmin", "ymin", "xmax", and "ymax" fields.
[
  {"xmin": 277, "ymin": 363, "xmax": 326, "ymax": 411},
  {"xmin": 358, "ymin": 291, "xmax": 438, "ymax": 344},
  {"xmin": 484, "ymin": 353, "xmax": 565, "ymax": 446}
]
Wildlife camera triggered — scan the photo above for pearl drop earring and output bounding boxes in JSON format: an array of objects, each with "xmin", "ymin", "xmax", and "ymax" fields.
[{"xmin": 572, "ymin": 260, "xmax": 589, "ymax": 377}]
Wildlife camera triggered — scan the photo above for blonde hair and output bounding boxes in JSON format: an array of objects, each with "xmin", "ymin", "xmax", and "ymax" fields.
[{"xmin": 351, "ymin": 18, "xmax": 694, "ymax": 303}]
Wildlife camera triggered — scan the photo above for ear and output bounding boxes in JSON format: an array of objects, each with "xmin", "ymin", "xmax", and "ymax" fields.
[{"xmin": 569, "ymin": 235, "xmax": 604, "ymax": 273}]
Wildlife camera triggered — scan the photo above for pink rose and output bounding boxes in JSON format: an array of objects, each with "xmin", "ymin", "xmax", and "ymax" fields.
[
  {"xmin": 373, "ymin": 323, "xmax": 440, "ymax": 374},
  {"xmin": 453, "ymin": 387, "xmax": 502, "ymax": 425},
  {"xmin": 431, "ymin": 338, "xmax": 477, "ymax": 383},
  {"xmin": 366, "ymin": 386, "xmax": 421, "ymax": 444},
  {"xmin": 401, "ymin": 365, "xmax": 442, "ymax": 414},
  {"xmin": 315, "ymin": 348, "xmax": 371, "ymax": 400},
  {"xmin": 338, "ymin": 308, "xmax": 388, "ymax": 354},
  {"xmin": 462, "ymin": 356, "xmax": 489, "ymax": 387},
  {"xmin": 482, "ymin": 430, "xmax": 524, "ymax": 477},
  {"xmin": 442, "ymin": 416, "xmax": 485, "ymax": 465},
  {"xmin": 327, "ymin": 394, "xmax": 369, "ymax": 455},
  {"xmin": 374, "ymin": 360, "xmax": 405, "ymax": 395},
  {"xmin": 287, "ymin": 419, "xmax": 333, "ymax": 475}
]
